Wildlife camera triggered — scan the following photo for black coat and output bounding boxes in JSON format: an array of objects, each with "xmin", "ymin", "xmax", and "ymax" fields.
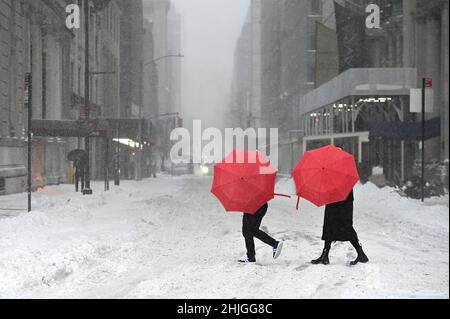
[{"xmin": 321, "ymin": 190, "xmax": 359, "ymax": 242}]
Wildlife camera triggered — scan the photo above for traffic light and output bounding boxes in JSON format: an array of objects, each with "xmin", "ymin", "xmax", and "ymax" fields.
[{"xmin": 174, "ymin": 115, "xmax": 183, "ymax": 128}]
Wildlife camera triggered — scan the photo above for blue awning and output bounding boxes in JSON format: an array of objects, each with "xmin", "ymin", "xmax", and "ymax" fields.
[{"xmin": 369, "ymin": 117, "xmax": 441, "ymax": 141}]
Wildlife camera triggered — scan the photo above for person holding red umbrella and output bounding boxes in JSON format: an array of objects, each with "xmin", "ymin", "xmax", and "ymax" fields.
[
  {"xmin": 311, "ymin": 189, "xmax": 369, "ymax": 266},
  {"xmin": 292, "ymin": 145, "xmax": 369, "ymax": 266},
  {"xmin": 211, "ymin": 149, "xmax": 285, "ymax": 264}
]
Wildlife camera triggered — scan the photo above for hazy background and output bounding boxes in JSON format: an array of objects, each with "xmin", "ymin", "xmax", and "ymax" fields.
[{"xmin": 171, "ymin": 0, "xmax": 250, "ymax": 132}]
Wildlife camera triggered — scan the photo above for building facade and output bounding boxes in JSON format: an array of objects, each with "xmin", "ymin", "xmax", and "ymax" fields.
[
  {"xmin": 1, "ymin": 0, "xmax": 124, "ymax": 195},
  {"xmin": 143, "ymin": 0, "xmax": 181, "ymax": 170},
  {"xmin": 230, "ymin": 0, "xmax": 448, "ymax": 185},
  {"xmin": 298, "ymin": 0, "xmax": 449, "ymax": 186},
  {"xmin": 229, "ymin": 0, "xmax": 262, "ymax": 130},
  {"xmin": 1, "ymin": 0, "xmax": 73, "ymax": 194}
]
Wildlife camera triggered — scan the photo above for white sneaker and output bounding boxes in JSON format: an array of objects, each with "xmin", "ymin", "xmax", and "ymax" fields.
[
  {"xmin": 273, "ymin": 241, "xmax": 284, "ymax": 259},
  {"xmin": 238, "ymin": 256, "xmax": 256, "ymax": 264}
]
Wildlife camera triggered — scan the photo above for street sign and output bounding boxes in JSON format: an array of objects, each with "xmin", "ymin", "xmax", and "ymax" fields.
[{"xmin": 410, "ymin": 88, "xmax": 434, "ymax": 113}]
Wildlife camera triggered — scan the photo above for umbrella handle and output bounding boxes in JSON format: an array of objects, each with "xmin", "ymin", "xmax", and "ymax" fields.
[
  {"xmin": 296, "ymin": 196, "xmax": 300, "ymax": 211},
  {"xmin": 274, "ymin": 193, "xmax": 291, "ymax": 198}
]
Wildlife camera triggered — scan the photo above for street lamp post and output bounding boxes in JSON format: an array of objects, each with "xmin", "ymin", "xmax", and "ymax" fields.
[
  {"xmin": 83, "ymin": 0, "xmax": 92, "ymax": 195},
  {"xmin": 144, "ymin": 53, "xmax": 184, "ymax": 67}
]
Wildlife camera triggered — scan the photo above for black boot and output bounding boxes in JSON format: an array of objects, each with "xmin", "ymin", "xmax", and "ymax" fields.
[
  {"xmin": 350, "ymin": 246, "xmax": 369, "ymax": 266},
  {"xmin": 311, "ymin": 249, "xmax": 330, "ymax": 265}
]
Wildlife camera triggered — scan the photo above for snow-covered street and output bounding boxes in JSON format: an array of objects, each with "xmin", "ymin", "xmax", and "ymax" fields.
[{"xmin": 0, "ymin": 175, "xmax": 448, "ymax": 299}]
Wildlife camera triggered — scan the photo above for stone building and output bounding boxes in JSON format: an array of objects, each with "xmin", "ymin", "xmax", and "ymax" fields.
[
  {"xmin": 143, "ymin": 18, "xmax": 159, "ymax": 120},
  {"xmin": 0, "ymin": 0, "xmax": 73, "ymax": 194},
  {"xmin": 118, "ymin": 0, "xmax": 144, "ymax": 119},
  {"xmin": 0, "ymin": 0, "xmax": 124, "ymax": 195},
  {"xmin": 231, "ymin": 0, "xmax": 321, "ymax": 137},
  {"xmin": 143, "ymin": 0, "xmax": 181, "ymax": 170},
  {"xmin": 143, "ymin": 0, "xmax": 170, "ymax": 116},
  {"xmin": 229, "ymin": 0, "xmax": 262, "ymax": 130},
  {"xmin": 167, "ymin": 7, "xmax": 181, "ymax": 114}
]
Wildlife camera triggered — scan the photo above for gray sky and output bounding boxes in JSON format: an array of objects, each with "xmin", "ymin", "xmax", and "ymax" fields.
[{"xmin": 171, "ymin": 0, "xmax": 250, "ymax": 131}]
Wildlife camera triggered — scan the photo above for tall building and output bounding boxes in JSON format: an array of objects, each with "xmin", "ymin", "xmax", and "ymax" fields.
[
  {"xmin": 230, "ymin": 0, "xmax": 448, "ymax": 183},
  {"xmin": 143, "ymin": 0, "xmax": 182, "ymax": 170},
  {"xmin": 65, "ymin": 0, "xmax": 122, "ymax": 181},
  {"xmin": 118, "ymin": 0, "xmax": 144, "ymax": 119},
  {"xmin": 142, "ymin": 18, "xmax": 159, "ymax": 119},
  {"xmin": 260, "ymin": 0, "xmax": 320, "ymax": 137},
  {"xmin": 230, "ymin": 0, "xmax": 327, "ymax": 173},
  {"xmin": 402, "ymin": 0, "xmax": 449, "ymax": 170},
  {"xmin": 143, "ymin": 0, "xmax": 170, "ymax": 115},
  {"xmin": 229, "ymin": 0, "xmax": 262, "ymax": 129},
  {"xmin": 0, "ymin": 0, "xmax": 73, "ymax": 194},
  {"xmin": 167, "ymin": 7, "xmax": 181, "ymax": 114},
  {"xmin": 1, "ymin": 0, "xmax": 124, "ymax": 195},
  {"xmin": 297, "ymin": 0, "xmax": 449, "ymax": 185}
]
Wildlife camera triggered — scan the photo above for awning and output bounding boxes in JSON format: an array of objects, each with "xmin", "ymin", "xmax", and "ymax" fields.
[
  {"xmin": 31, "ymin": 118, "xmax": 152, "ymax": 140},
  {"xmin": 369, "ymin": 117, "xmax": 441, "ymax": 141},
  {"xmin": 31, "ymin": 119, "xmax": 110, "ymax": 138}
]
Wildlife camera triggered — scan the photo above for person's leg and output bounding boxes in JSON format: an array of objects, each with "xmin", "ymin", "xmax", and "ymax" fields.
[
  {"xmin": 242, "ymin": 213, "xmax": 257, "ymax": 261},
  {"xmin": 251, "ymin": 208, "xmax": 278, "ymax": 248},
  {"xmin": 81, "ymin": 169, "xmax": 85, "ymax": 190},
  {"xmin": 349, "ymin": 239, "xmax": 369, "ymax": 265},
  {"xmin": 253, "ymin": 230, "xmax": 278, "ymax": 248},
  {"xmin": 75, "ymin": 172, "xmax": 79, "ymax": 192},
  {"xmin": 311, "ymin": 240, "xmax": 332, "ymax": 265}
]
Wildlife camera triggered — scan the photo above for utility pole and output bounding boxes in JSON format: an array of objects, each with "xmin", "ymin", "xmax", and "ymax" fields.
[
  {"xmin": 83, "ymin": 0, "xmax": 93, "ymax": 195},
  {"xmin": 421, "ymin": 77, "xmax": 433, "ymax": 202},
  {"xmin": 421, "ymin": 78, "xmax": 425, "ymax": 202},
  {"xmin": 136, "ymin": 59, "xmax": 144, "ymax": 181},
  {"xmin": 26, "ymin": 14, "xmax": 34, "ymax": 212},
  {"xmin": 26, "ymin": 71, "xmax": 32, "ymax": 212}
]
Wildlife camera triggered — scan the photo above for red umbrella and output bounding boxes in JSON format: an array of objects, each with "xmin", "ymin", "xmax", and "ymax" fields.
[
  {"xmin": 211, "ymin": 149, "xmax": 289, "ymax": 214},
  {"xmin": 292, "ymin": 145, "xmax": 359, "ymax": 209}
]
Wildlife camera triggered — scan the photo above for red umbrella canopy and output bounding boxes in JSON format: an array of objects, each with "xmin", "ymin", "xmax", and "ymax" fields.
[
  {"xmin": 292, "ymin": 145, "xmax": 359, "ymax": 207},
  {"xmin": 211, "ymin": 149, "xmax": 277, "ymax": 214}
]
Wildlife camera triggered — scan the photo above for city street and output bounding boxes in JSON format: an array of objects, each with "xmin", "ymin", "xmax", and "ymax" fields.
[{"xmin": 0, "ymin": 176, "xmax": 448, "ymax": 299}]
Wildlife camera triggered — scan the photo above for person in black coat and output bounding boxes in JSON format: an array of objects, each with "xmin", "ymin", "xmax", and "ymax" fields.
[
  {"xmin": 238, "ymin": 203, "xmax": 284, "ymax": 264},
  {"xmin": 74, "ymin": 158, "xmax": 85, "ymax": 193},
  {"xmin": 311, "ymin": 190, "xmax": 369, "ymax": 266}
]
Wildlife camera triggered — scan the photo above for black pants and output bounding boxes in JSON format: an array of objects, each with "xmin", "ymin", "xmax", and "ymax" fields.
[
  {"xmin": 75, "ymin": 169, "xmax": 85, "ymax": 192},
  {"xmin": 242, "ymin": 204, "xmax": 277, "ymax": 259}
]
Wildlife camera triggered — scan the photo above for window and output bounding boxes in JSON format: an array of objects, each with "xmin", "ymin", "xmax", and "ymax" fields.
[
  {"xmin": 391, "ymin": 0, "xmax": 403, "ymax": 17},
  {"xmin": 310, "ymin": 0, "xmax": 321, "ymax": 15},
  {"xmin": 0, "ymin": 177, "xmax": 5, "ymax": 194}
]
